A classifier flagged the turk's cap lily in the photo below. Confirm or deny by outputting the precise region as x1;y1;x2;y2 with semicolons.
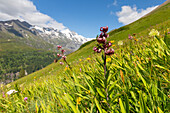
107;41;112;47
97;48;102;53
61;49;66;54
62;56;67;61
6;89;18;95
57;54;62;57
105;48;115;55
97;37;106;44
57;45;62;49
128;35;133;40
93;47;97;51
100;26;108;33
103;33;109;38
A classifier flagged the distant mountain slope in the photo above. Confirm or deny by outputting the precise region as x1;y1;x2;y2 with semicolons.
0;19;88;53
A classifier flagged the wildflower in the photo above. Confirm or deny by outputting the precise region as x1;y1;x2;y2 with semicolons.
86;90;90;94
97;48;102;53
9;102;11;104
93;47;98;52
6;84;11;88
64;66;69;71
61;49;66;54
168;32;170;34
2;92;5;98
57;54;61;57
149;29;159;37
100;26;108;33
134;39;138;41
87;58;91;60
103;33;109;38
128;35;133;40
112;45;115;47
79;59;82;61
6;89;18;95
24;97;28;102
105;48;115;56
60;62;64;65
80;68;81;72
118;41;123;45
57;45;62;49
110;40;115;43
34;76;36;79
62;56;66;61
76;97;81;104
107;41;112;47
106;58;111;62
97;37;106;44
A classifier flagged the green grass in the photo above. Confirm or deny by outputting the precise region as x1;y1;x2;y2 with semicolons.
0;2;170;113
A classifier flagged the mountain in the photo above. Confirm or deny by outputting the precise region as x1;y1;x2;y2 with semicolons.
30;25;88;52
0;19;88;53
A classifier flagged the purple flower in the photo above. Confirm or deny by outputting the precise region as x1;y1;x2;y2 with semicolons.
99;33;103;38
57;54;62;57
80;68;81;72
60;62;64;65
168;32;170;34
108;41;112;47
103;33;109;38
100;26;108;33
57;45;62;49
62;56;67;61
24;97;28;101
97;37;106;44
128;35;133;40
93;47;98;51
105;48;115;56
61;49;66;54
97;48;102;53
2;92;5;98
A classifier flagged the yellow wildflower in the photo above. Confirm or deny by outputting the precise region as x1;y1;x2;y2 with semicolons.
86;90;90;94
112;44;115;47
106;58;111;62
9;102;11;104
64;66;70;71
118;41;123;45
76;97;81;104
134;39;138;41
6;84;11;88
34;76;36;79
149;29;159;37
79;59;82;61
86;58;91;60
110;40;115;43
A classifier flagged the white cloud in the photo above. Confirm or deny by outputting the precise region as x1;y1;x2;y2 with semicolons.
0;0;66;30
116;5;158;25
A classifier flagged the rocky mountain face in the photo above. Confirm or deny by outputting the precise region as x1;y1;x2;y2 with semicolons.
0;19;88;54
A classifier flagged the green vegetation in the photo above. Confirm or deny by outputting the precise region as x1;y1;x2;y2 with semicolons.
0;2;170;113
0;32;56;84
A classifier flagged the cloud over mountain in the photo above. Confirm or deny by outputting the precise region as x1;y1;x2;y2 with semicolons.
116;5;158;25
0;0;66;30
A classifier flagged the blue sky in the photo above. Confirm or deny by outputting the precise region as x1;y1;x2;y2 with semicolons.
0;0;166;38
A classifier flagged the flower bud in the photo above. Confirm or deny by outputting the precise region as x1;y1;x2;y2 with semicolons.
24;97;28;102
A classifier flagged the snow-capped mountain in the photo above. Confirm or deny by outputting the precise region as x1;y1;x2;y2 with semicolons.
30;25;88;52
0;19;90;54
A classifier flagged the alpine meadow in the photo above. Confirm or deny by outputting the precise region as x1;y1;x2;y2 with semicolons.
0;0;170;113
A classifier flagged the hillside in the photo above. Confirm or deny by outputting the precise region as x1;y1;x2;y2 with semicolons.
0;1;170;113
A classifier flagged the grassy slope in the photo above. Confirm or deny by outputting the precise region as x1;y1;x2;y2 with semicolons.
10;3;170;85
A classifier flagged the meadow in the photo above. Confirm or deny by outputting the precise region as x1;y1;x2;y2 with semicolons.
0;2;170;113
